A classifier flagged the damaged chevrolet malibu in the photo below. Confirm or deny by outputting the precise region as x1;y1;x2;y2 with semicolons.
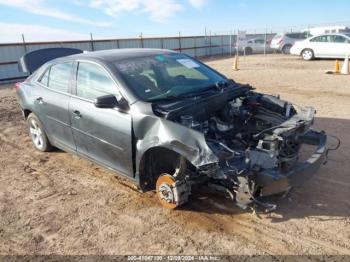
16;48;328;211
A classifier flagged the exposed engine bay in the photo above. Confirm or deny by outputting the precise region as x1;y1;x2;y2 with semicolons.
152;86;327;211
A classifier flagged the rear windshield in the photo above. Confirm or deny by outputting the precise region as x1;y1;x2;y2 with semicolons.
272;33;283;39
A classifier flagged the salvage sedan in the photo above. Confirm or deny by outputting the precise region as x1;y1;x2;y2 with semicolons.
16;48;327;210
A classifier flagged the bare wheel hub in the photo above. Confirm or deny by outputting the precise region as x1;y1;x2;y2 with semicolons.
156;174;189;209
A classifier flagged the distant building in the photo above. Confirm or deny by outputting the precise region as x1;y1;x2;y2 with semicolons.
303;25;350;36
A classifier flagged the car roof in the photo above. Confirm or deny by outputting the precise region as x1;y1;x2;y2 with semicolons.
65;48;177;63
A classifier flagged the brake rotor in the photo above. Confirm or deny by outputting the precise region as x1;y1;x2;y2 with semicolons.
156;174;178;209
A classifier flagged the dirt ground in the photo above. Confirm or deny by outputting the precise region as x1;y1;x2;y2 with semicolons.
0;54;349;256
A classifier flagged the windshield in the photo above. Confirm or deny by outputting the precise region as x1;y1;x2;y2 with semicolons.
114;53;226;102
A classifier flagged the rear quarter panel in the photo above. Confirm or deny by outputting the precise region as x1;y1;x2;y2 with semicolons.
16;81;38;117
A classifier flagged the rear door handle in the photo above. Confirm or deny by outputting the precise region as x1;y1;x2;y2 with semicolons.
36;97;44;104
73;110;82;119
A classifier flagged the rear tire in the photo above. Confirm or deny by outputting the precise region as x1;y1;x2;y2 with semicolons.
244;47;253;55
301;49;314;61
282;44;292;54
27;113;53;152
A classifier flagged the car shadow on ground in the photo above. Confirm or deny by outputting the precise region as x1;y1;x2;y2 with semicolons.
179;117;350;222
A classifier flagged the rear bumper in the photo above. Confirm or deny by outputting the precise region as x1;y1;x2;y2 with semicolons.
256;130;327;196
270;44;282;50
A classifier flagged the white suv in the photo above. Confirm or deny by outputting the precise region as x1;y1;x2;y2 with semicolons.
270;32;308;54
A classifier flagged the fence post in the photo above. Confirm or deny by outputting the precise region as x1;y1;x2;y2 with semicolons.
178;32;182;53
221;35;224;56
116;39;120;49
264;28;267;56
229;31;232;56
204;27;207;56
140;32;144;48
194;36;197;57
209;31;212;57
21;34;27;53
161;38;164;49
90;33;95;51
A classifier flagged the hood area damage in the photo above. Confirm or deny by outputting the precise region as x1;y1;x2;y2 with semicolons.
135;84;328;211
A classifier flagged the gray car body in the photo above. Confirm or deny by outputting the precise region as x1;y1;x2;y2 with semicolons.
16;48;328;209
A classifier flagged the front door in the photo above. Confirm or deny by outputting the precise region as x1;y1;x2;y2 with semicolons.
69;61;133;176
330;35;350;58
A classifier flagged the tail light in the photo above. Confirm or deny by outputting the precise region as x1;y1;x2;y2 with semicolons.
14;82;22;91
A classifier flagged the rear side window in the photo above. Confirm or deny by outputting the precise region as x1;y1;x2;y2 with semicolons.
310;35;331;42
39;68;50;86
76;62;117;100
48;63;73;93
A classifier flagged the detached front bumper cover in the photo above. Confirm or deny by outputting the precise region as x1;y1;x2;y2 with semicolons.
257;130;327;196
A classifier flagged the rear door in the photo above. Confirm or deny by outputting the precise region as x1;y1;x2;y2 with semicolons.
36;62;76;151
69;61;133;176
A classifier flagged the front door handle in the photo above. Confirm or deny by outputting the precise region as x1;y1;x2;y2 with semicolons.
73;110;82;119
36;97;44;104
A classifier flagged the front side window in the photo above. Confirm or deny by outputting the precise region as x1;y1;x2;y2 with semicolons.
331;35;348;43
76;62;117;100
48;63;73;93
114;53;225;102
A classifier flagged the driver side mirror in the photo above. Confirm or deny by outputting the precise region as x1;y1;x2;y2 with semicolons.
94;94;129;111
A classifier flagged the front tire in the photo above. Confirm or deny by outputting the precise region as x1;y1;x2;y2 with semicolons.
301;49;314;61
27;113;53;152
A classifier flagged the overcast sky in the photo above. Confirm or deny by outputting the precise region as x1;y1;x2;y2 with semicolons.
0;0;349;43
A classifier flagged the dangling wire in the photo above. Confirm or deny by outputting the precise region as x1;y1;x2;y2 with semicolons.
325;134;341;165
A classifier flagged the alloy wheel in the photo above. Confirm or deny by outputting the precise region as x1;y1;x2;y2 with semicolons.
29;118;44;150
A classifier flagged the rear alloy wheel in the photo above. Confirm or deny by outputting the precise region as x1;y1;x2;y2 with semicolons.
282;44;292;54
156;174;189;209
301;49;314;61
27;113;53;152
